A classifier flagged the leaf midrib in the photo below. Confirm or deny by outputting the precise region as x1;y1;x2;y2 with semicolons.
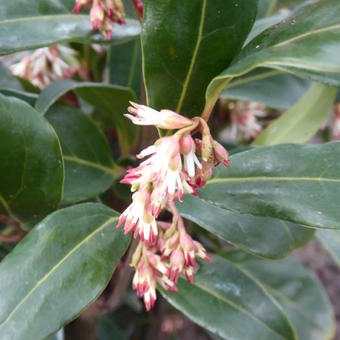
273;23;340;48
224;70;282;90
207;176;340;185
63;155;116;176
0;14;89;25
175;0;207;113
0;215;119;329
190;280;288;339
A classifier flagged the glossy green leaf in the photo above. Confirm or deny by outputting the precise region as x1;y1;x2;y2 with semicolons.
224;251;335;340
0;203;130;340
253;83;337;145
204;0;340;117
0;89;38;106
108;37;142;99
247;10;290;44
160;255;295;340
46;104;116;204
0;0;140;56
178;195;313;259
142;0;258;117
222;68;311;110
0;94;63;225
0;62;22;90
193;143;340;230
257;0;278;19
317;230;340;267
35;80;136;152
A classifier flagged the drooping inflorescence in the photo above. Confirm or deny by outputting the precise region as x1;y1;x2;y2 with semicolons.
73;0;144;39
119;103;230;310
220;101;268;142
9;45;79;89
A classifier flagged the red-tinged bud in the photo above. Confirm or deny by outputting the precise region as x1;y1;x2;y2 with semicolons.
195;161;213;187
73;3;81;13
193;240;211;262
161;232;179;258
117;17;126;24
90;2;105;29
105;29;112;40
180;134;194;155
213;140;231;167
159;275;178;292
200;120;213;162
117;214;126;228
144;286;156;311
184;266;195;284
74;0;91;13
169;249;185;283
179;232;195;267
147;251;168;275
132;0;144;22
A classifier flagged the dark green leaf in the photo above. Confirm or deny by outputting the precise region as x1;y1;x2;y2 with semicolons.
0;89;38;106
204;0;340;116
178;195;314;258
191;143;340;230
0;62;22;90
35;80;136;152
0;203;130;340
46;104;117;203
256;0;277;19
160;255;295;340
247;10;290;44
224;251;335;340
222;68;311;110
0;0;140;56
142;0;258;117
253;83;337;145
108;38;142;99
0;94;63;225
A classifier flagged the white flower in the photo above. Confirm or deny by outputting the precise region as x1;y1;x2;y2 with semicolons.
126;102;192;129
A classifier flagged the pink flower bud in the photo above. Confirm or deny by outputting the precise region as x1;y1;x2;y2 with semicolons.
90;2;105;30
195;161;213;187
161;233;179;258
184;266;195;284
147;251;168;275
144;284;157;311
169;249;185;282
213;141;231;167
193;241;211;262
179;232;195;267
73;0;91;13
132;0;144;22
180;134;194;155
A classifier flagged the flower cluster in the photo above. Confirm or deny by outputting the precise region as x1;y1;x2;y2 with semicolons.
221;101;267;142
74;0;126;40
74;0;144;39
119;102;230;310
9;45;78;89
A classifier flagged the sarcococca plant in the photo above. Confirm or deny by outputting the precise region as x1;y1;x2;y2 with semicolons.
0;0;339;339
